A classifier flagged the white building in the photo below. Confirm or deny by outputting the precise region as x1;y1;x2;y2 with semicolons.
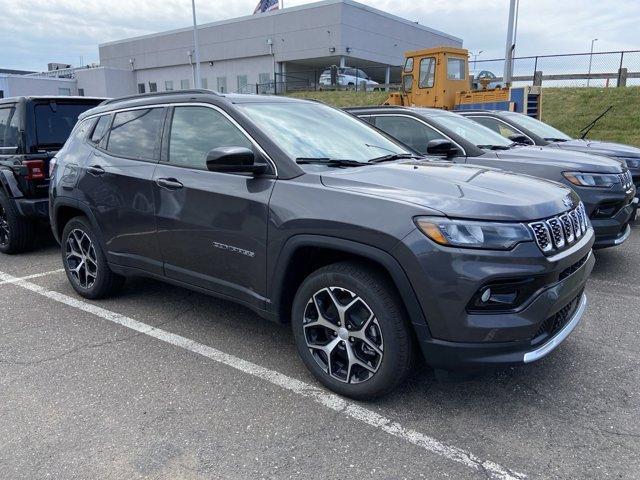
2;0;462;98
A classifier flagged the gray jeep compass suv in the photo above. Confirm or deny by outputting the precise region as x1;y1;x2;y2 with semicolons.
50;91;595;398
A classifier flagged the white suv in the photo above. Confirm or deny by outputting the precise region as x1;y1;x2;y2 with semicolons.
319;67;380;90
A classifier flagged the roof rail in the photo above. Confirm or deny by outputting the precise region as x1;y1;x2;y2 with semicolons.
101;89;221;105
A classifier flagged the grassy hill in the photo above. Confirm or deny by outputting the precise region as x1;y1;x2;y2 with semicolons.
287;87;640;146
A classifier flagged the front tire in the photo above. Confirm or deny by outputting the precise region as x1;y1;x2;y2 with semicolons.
61;216;125;299
292;261;414;399
0;189;35;254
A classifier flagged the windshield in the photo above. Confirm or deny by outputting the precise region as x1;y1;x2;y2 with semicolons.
34;102;101;148
237;102;411;162
503;112;572;141
425;111;513;148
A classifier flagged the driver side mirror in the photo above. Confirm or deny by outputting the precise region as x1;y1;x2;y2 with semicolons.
426;139;459;158
206;146;268;175
508;134;534;145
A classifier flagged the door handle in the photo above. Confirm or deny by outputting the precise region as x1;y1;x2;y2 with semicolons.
156;178;184;190
87;165;105;176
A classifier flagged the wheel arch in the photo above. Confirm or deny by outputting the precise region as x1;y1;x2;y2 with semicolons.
269;235;429;332
52;198;106;251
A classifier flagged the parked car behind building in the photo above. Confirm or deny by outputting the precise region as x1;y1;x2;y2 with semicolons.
319;67;379;90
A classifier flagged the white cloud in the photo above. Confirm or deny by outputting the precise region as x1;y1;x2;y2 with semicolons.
1;0;638;71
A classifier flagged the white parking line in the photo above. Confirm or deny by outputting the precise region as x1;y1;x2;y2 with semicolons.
0;269;526;480
0;269;65;286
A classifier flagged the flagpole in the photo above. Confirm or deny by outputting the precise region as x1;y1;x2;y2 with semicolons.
191;0;202;89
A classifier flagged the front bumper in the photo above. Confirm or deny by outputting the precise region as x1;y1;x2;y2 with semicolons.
580;187;636;248
13;197;49;220
393;227;595;370
591;198;635;248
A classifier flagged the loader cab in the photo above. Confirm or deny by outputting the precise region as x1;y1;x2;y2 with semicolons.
399;47;470;110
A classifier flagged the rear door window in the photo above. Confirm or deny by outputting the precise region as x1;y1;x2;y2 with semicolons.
106;108;165;160
167;106;252;170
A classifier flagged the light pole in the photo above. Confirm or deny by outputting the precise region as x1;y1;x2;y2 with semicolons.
587;38;598;87
191;0;202;89
471;50;484;70
503;0;519;86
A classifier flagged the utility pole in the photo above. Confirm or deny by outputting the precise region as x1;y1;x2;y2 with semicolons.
191;0;202;89
503;0;518;86
587;38;598;87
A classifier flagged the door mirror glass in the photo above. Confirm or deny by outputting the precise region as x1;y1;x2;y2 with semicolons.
206;146;267;174
427;139;458;157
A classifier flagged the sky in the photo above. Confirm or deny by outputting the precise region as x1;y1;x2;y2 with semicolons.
0;0;638;72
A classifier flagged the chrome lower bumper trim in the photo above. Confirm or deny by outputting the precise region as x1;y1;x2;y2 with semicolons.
523;294;587;363
613;224;632;246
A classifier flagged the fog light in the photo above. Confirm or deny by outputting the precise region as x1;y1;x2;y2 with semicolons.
481;289;492;303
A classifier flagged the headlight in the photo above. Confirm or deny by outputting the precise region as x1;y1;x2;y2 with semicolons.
415;217;533;250
620;158;640;169
562;172;619;188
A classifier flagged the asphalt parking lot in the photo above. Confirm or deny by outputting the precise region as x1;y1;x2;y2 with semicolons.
1;225;639;480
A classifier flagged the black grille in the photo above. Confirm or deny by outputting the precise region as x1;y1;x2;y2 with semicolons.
559;254;589;281
619;170;633;190
533;290;584;344
529;203;588;254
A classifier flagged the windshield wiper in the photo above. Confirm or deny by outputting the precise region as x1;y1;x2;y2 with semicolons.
544;137;569;142
477;144;511;150
296;157;367;167
368;153;417;163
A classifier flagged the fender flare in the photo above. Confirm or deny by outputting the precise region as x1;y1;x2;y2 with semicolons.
269;234;430;332
0;167;23;198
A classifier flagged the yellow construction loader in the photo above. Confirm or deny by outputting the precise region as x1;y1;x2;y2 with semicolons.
384;46;541;118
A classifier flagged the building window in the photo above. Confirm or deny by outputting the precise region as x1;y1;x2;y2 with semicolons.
180;79;190;90
149;82;158;93
201;78;208;89
165;80;174;91
58;88;71;96
137;83;146;94
78;88;85;97
236;75;248;93
216;77;227;93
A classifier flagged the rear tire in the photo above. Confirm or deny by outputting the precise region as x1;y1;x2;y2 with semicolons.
61;216;125;299
0;189;35;254
292;261;414;399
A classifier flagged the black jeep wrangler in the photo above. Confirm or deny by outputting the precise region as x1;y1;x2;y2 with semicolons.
0;96;104;253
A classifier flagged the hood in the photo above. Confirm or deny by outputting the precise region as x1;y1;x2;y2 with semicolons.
556;139;640;160
320;161;578;222
494;145;625;172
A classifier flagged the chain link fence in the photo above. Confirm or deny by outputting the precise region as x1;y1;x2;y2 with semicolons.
473;50;640;88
